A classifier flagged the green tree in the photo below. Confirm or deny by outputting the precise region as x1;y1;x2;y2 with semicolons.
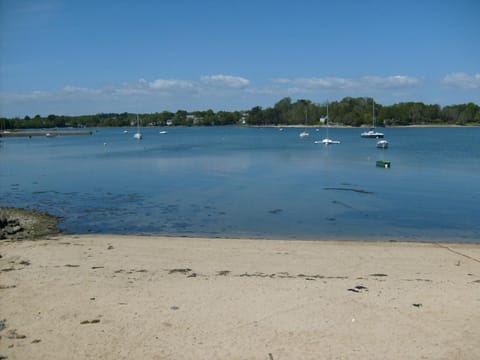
247;106;264;125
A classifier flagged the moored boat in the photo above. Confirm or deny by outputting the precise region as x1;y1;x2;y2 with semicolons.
361;129;384;138
376;160;391;168
361;100;384;138
133;114;142;140
376;140;389;148
299;109;310;139
316;101;340;145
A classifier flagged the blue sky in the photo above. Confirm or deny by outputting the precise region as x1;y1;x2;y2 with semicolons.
1;0;479;117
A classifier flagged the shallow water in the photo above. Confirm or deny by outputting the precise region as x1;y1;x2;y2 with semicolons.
1;126;479;242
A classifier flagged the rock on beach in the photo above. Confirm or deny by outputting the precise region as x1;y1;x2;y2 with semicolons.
0;207;60;240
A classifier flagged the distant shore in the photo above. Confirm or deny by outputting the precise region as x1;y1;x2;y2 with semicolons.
0;130;92;138
1;124;478;135
249;124;480;129
1;234;479;360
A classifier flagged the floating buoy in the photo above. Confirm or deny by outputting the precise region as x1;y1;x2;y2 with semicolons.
376;160;391;168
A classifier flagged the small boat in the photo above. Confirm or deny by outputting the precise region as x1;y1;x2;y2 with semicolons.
361;100;384;138
361;129;384;138
299;109;310;138
299;130;310;138
376;140;389;148
133;114;142;140
159;130;168;134
376;160;391;168
316;138;341;145
315;101;340;145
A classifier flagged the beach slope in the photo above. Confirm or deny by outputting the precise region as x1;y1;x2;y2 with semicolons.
1;235;479;360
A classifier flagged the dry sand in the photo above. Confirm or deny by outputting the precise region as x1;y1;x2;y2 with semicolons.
1;235;479;360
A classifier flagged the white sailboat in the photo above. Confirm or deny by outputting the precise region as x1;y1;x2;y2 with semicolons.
315;101;340;145
133;114;142;140
361;100;384;138
299;109;310;138
376;140;389;148
299;130;310;138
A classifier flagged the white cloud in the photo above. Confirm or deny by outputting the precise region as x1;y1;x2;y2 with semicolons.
272;77;354;89
272;75;420;91
360;75;420;88
443;72;480;89
4;72;477;117
3;74;420;108
0;75;251;115
200;75;250;89
149;79;196;91
62;86;102;96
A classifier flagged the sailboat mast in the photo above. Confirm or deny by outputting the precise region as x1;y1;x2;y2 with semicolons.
326;101;329;122
372;100;375;128
326;101;329;137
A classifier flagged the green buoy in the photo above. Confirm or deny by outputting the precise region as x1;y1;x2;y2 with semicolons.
376;160;391;168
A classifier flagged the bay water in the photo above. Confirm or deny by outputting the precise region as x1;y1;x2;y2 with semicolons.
1;126;479;242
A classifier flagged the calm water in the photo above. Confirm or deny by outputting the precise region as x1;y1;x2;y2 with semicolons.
1;126;479;242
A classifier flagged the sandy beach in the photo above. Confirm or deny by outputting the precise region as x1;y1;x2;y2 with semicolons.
1;235;479;360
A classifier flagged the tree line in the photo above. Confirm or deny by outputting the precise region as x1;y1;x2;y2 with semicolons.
1;97;479;130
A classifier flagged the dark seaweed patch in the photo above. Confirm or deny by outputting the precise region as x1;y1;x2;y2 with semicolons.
324;187;373;194
268;209;283;214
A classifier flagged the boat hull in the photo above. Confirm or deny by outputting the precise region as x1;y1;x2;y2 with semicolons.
315;139;340;145
299;132;310;138
376;140;389;148
376;160;391;168
361;132;384;138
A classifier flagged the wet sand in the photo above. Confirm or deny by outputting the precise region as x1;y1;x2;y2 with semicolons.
1;235;479;360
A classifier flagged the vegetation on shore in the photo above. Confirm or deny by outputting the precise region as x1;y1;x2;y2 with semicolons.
1;97;479;129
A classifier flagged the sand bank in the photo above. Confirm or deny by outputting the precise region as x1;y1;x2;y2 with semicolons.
1;235;479;360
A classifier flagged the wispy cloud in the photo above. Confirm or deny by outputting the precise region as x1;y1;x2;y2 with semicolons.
200;75;250;89
443;72;480;89
361;75;421;88
149;79;196;91
0;74;423;106
273;77;356;89
1;0;60;35
0;74;254;115
4;72;471;117
272;75;420;91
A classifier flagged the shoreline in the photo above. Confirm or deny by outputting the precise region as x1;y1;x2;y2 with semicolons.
248;124;480;129
2;124;478;134
1;206;478;245
1;234;479;359
0;130;92;138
